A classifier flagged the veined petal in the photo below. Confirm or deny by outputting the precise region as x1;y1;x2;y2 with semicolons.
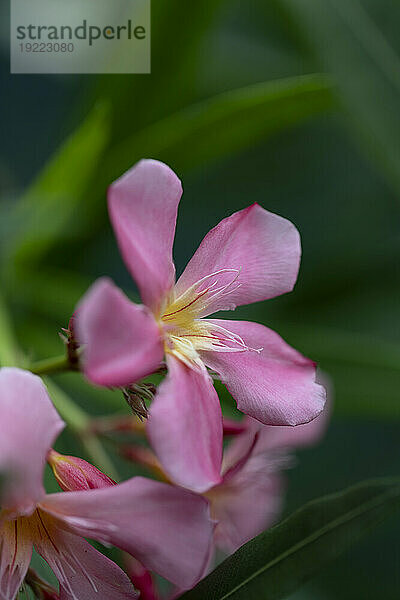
76;278;163;387
0;369;64;515
147;355;223;492
32;511;137;600
0;516;33;600
41;477;214;590
203;320;326;426
109;159;182;313
175;204;301;314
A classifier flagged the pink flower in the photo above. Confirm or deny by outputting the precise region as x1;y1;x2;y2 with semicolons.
77;159;326;492
118;390;331;558
207;405;330;554
0;368;214;600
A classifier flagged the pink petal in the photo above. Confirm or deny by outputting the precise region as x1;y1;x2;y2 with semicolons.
222;398;330;474
123;556;159;600
0;516;33;600
209;472;283;554
175;204;300;314
41;477;214;590
203;320;326;426
244;392;331;455
147;355;223;492
109;159;182;313
33;511;137;600
0;368;64;515
76;278;163;387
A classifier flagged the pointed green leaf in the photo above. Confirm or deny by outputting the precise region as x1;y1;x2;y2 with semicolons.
6;103;109;268
108;73;336;177
181;478;400;600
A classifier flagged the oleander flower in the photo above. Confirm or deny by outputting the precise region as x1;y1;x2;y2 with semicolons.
77;159;326;492
206;405;330;554
121;400;329;564
0;368;214;600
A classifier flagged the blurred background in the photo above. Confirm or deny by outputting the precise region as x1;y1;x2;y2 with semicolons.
1;0;400;598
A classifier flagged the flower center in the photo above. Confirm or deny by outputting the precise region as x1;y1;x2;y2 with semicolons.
160;269;260;370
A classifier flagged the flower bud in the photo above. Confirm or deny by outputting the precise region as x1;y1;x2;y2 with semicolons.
122;383;156;420
48;449;115;492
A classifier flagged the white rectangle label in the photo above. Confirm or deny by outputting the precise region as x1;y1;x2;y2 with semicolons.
11;0;150;74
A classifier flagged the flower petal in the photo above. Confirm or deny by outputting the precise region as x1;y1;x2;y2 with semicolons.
244;395;331;457
147;355;223;492
0;517;33;600
76;278;163;387
0;368;64;515
123;556;158;600
203;320;326;426
222;396;330;475
109;159;182;313
32;511;137;600
41;477;214;590
209;472;283;554
175;204;300;314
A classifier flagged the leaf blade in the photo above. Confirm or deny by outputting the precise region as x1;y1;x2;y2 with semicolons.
181;478;400;600
108;73;336;177
6;103;109;268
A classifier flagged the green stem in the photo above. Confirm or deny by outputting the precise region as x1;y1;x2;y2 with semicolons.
29;353;77;376
0;293;22;367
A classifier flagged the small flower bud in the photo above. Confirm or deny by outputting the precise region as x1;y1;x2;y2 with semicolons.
48;449;115;492
122;383;156;420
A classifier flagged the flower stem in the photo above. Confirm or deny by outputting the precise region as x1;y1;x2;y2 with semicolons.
29;353;78;376
0;293;22;367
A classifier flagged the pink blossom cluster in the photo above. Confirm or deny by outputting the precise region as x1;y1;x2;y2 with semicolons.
0;160;328;600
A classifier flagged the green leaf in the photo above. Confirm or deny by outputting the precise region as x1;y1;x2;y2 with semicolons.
274;0;400;195
108;73;336;177
181;478;400;600
6;103;109;268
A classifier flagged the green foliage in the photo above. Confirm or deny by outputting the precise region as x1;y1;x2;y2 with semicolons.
273;0;400;195
6;104;109;269
181;478;400;600
107;73;336;177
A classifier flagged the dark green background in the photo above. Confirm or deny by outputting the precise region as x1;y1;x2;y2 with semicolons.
1;1;399;598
